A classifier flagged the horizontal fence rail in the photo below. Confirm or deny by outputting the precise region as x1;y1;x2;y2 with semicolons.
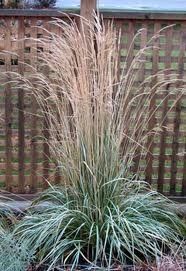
0;10;185;197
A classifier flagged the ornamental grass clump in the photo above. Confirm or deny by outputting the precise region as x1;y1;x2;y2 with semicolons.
0;233;33;271
10;16;186;269
0;197;33;271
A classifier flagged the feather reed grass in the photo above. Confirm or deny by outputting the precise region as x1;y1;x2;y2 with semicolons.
3;15;185;270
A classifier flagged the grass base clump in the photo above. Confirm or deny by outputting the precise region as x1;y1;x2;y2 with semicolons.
15;183;185;270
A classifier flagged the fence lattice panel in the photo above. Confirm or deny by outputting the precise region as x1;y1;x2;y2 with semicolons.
0;12;185;196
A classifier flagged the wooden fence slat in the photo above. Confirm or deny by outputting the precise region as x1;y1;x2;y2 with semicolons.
125;21;140;174
42;19;50;188
157;26;172;193
5;18;13;192
181;27;186;197
170;101;181;195
30;18;38;193
182;139;186;196
126;21;134;72
133;25;147;175
145;23;160;185
53;21;62;185
18;17;25;193
139;25;147;83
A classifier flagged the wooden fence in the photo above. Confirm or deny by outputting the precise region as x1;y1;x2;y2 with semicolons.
0;9;185;197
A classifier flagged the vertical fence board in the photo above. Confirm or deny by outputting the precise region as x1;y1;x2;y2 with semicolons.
30;18;38;193
133;25;148;177
126;21;134;72
157;26;172;193
17;17;25;193
139;24;147;83
126;21;140;173
170;27;185;195
182;139;186;196
170;101;181;195
42;18;50;188
5;18;13;191
181;26;186;197
145;23;160;185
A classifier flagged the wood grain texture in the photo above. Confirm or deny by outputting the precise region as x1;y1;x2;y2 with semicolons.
42;19;50;189
30;18;38;193
157;26;172;193
145;23;160;185
80;0;97;21
17;17;25;193
4;18;13;192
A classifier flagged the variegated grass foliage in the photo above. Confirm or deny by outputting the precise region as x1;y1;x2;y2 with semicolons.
0;233;33;271
0;196;33;271
4;16;186;269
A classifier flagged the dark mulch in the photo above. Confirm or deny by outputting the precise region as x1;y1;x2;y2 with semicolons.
28;264;152;271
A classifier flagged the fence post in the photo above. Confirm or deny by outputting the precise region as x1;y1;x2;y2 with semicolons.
80;0;97;21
